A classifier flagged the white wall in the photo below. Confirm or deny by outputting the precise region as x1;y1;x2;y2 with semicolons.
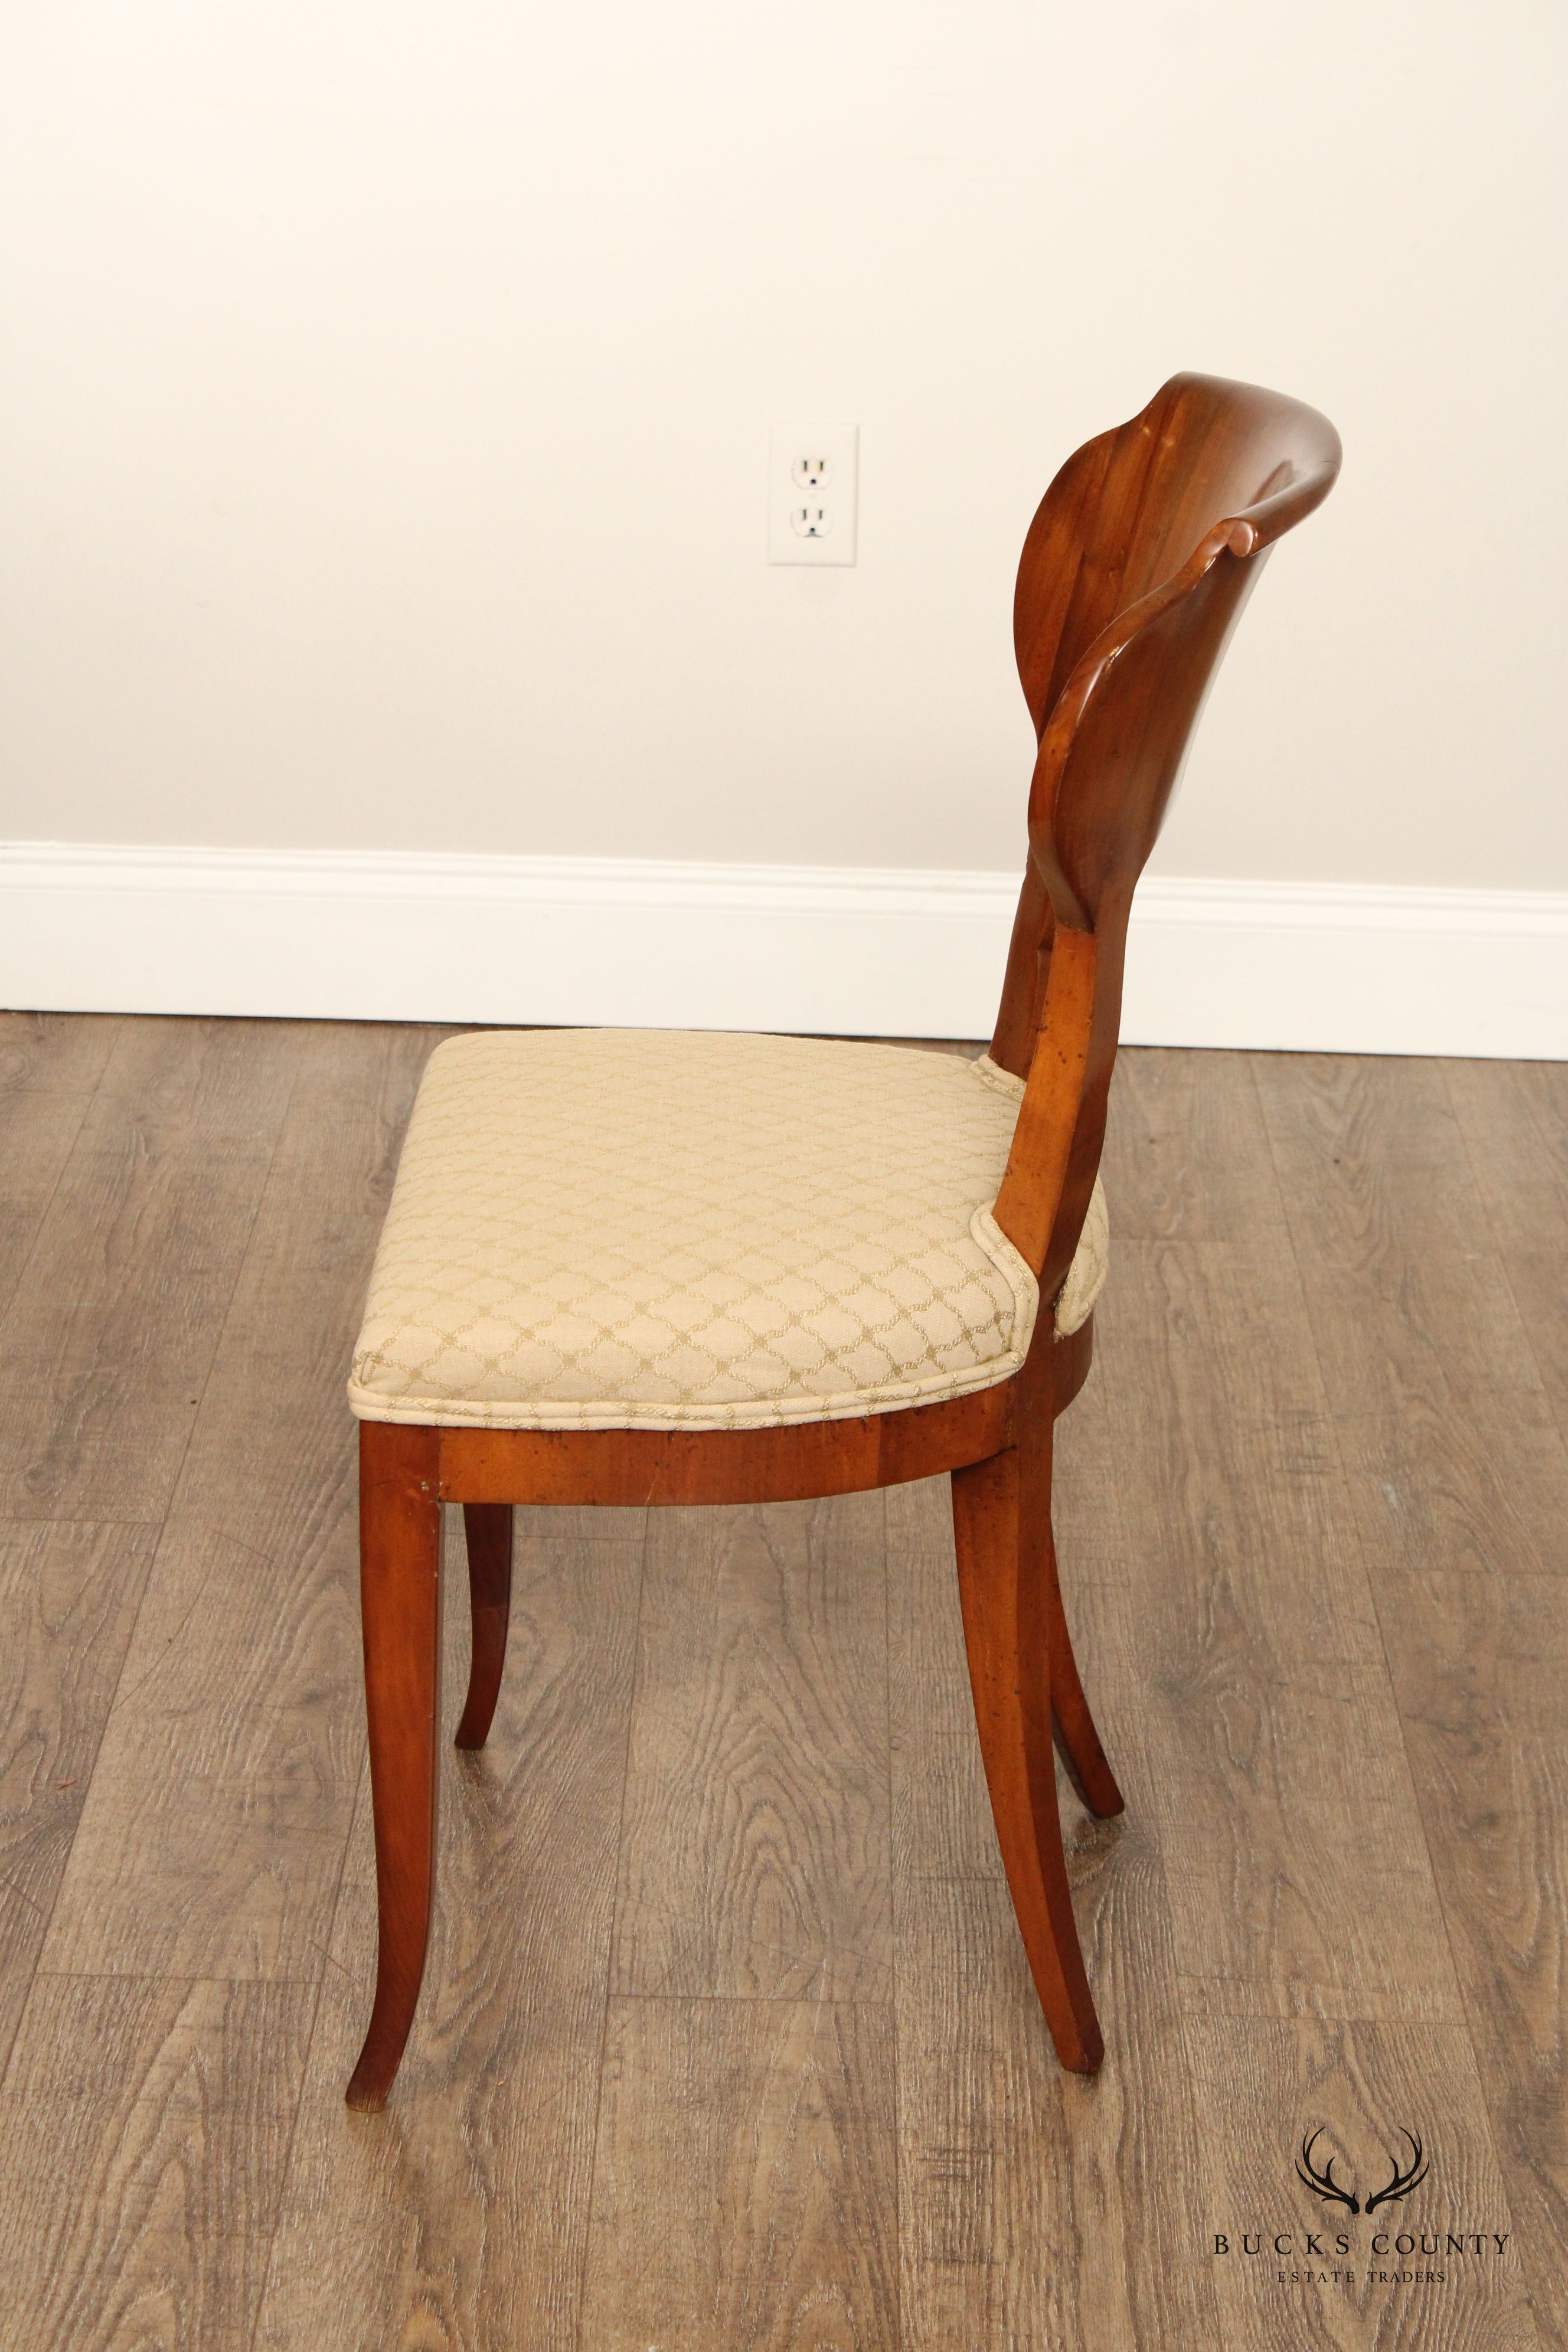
1;4;1564;1034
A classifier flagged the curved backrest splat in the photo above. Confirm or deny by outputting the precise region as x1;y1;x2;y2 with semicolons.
988;373;1341;1309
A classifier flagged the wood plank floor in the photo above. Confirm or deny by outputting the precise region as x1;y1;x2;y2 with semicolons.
0;1011;1562;2350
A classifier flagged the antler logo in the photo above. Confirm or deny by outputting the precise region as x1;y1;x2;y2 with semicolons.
1364;2131;1429;2215
1296;2129;1361;2213
1295;2128;1429;2217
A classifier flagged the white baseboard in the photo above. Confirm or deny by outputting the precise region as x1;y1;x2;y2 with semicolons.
1122;877;1568;1059
2;842;1565;1058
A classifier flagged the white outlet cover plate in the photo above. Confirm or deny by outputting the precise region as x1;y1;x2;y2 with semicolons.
767;423;858;566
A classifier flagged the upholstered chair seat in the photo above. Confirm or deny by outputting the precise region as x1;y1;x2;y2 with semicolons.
349;1027;1108;1433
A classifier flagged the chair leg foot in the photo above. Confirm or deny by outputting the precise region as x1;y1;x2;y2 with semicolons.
1045;1530;1125;1820
455;1504;513;1750
347;1422;442;2112
952;1445;1104;2073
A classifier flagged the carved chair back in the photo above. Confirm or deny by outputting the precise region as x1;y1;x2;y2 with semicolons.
989;374;1341;1304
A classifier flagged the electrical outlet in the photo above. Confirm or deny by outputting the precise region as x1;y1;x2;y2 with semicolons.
769;424;857;564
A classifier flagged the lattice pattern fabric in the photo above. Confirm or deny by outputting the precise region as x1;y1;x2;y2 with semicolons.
348;1030;1108;1432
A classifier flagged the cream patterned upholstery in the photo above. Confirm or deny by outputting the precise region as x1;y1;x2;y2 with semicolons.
348;1030;1108;1433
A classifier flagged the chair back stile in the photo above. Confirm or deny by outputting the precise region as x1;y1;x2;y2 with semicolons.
989;374;1342;1306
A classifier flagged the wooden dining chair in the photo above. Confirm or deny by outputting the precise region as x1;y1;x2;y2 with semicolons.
343;372;1341;2109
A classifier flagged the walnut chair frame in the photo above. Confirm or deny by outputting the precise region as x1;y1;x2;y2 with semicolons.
346;374;1341;2110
